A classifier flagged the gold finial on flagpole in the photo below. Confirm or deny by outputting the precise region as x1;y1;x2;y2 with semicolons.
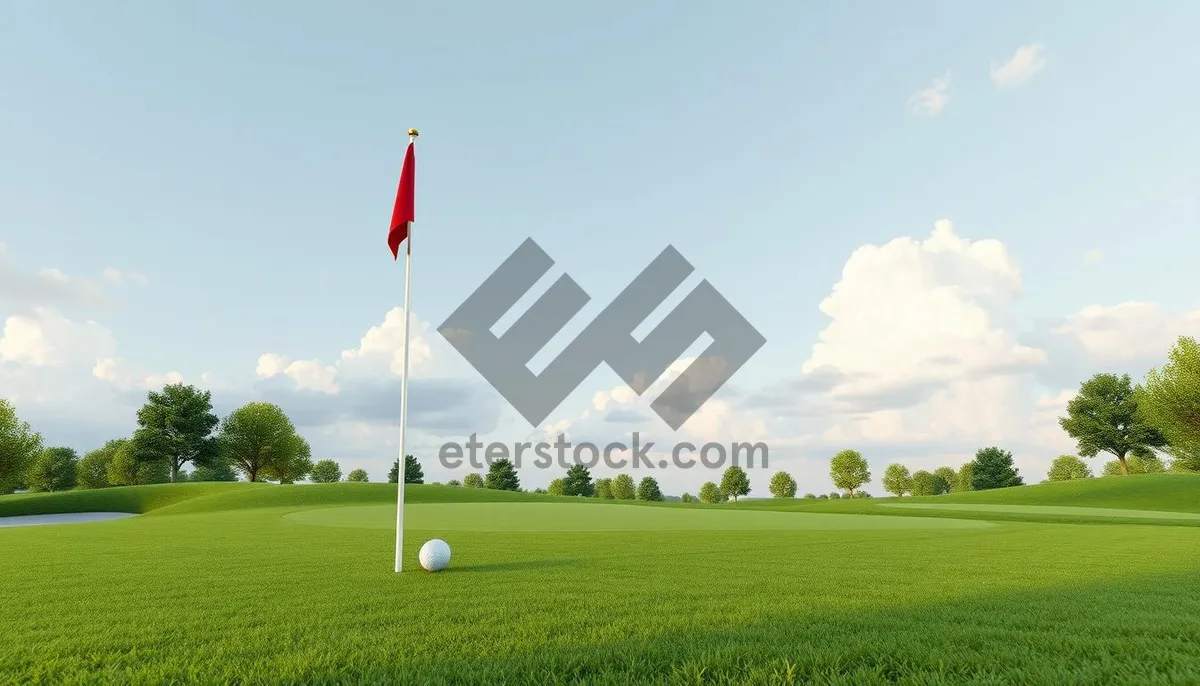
408;128;419;138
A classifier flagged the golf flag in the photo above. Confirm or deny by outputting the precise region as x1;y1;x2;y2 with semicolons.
388;140;416;259
391;130;418;573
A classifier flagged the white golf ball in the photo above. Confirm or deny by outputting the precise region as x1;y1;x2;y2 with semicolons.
419;538;451;572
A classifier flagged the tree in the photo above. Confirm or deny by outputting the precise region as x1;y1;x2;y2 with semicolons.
719;466;750;502
636;476;664;501
1046;455;1092;482
817;494;828;499
310;459;342;484
1102;454;1165;476
26;447;79;492
264;437;313;484
0;399;43;494
485;458;520;491
132;383;220;483
1059;373;1166;475
882;463;912;497
802;493;817;500
933;467;957;494
347;469;369;483
954;462;975;492
698;481;725;504
76;440;126;490
107;441;169;485
1167;445;1200;473
857;491;873;499
594;478;614;499
218;402;307;482
971;446;1023;490
1139;336;1200;458
769;471;797;498
829;449;871;498
191;458;237;482
909;470;938;497
389;455;424;484
611;473;636;500
563;464;595;497
829;492;841;499
547;478;566;496
463;472;485;488
680;493;696;503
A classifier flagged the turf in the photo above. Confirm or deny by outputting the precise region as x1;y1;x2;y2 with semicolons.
3;479;1200;684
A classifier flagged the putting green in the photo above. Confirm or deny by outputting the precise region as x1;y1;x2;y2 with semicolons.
882;503;1200;520
285;501;995;531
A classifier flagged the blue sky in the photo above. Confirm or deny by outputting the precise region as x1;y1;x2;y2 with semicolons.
2;2;1198;493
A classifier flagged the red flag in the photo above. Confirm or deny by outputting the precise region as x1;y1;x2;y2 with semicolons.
387;142;416;259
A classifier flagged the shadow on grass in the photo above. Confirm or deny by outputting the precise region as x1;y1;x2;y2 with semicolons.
452;558;585;573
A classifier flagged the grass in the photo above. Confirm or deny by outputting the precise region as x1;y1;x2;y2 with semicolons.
2;477;1200;684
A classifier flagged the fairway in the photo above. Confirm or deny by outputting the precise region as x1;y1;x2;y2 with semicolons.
4;480;1200;684
881;502;1200;520
287;501;996;531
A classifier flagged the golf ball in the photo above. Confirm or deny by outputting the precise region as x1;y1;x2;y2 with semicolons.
419;538;451;572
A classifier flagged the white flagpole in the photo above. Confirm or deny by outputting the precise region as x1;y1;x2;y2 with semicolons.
394;129;417;574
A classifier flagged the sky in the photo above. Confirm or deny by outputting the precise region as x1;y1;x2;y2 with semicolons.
2;2;1198;495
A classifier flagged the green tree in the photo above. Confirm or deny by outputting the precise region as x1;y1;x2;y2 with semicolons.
680;493;696;503
1059;373;1166;475
817;494;828;499
971;446;1023;490
191;458;237;482
217;402;308;482
310;459;342;483
933;467;957;494
485;458;521;491
26;447;79;492
636;476;664;501
1139;336;1200;458
563;464;595;496
1167;445;1200;473
0;399;43;494
829;449;871;497
611;473;636;500
909;470;938;497
768;471;797;498
802;493;817;500
76;440;126;490
107;441;169;486
719;466;750;502
1102;454;1165;476
463;472;485;488
594;477;614;499
263;437;313;484
698;481;725;504
882;463;912;497
547;478;566;496
346;468;369;482
132;383;220;483
1046;455;1092;482
829;492;841;499
954;462;975;492
389;455;424;484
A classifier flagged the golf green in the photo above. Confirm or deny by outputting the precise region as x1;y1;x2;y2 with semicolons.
286;501;997;531
881;502;1200;520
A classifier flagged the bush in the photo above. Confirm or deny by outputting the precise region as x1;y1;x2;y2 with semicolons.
463;473;485;488
1046;455;1092;482
347;469;369;483
802;493;817;500
680;493;696;503
828;492;841;500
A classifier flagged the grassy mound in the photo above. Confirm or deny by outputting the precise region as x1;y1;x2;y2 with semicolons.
0;482;559;518
912;472;1200;512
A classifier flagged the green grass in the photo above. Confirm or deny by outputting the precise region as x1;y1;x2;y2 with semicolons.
3;478;1200;684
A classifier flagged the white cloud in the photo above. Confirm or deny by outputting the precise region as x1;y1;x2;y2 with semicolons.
0;246;109;309
990;44;1047;88
0;308;116;367
906;73;951;117
1054;302;1200;366
102;267;149;286
255;353;338;394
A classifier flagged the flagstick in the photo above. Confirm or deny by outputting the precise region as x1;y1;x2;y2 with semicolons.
394;129;418;574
